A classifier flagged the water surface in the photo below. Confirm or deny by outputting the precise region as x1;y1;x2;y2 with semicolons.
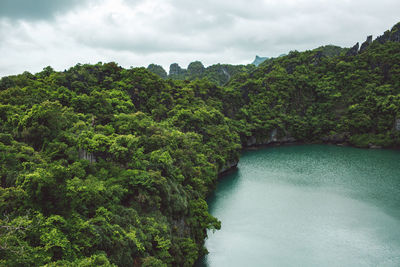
199;145;400;267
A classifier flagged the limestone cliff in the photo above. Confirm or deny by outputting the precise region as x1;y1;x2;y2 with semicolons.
251;55;269;66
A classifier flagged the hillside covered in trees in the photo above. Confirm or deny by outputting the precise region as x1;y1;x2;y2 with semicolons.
147;61;254;86
1;22;400;266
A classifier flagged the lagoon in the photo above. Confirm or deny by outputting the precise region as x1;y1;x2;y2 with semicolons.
199;145;400;266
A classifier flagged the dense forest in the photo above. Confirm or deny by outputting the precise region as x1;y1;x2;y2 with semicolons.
1;22;400;266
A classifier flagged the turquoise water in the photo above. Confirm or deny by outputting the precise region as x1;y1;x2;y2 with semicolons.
199;145;400;267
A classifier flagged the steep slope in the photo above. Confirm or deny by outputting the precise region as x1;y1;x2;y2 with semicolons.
224;29;400;148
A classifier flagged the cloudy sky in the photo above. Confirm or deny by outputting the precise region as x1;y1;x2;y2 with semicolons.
1;0;400;77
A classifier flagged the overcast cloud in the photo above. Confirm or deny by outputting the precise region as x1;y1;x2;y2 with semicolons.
1;0;399;77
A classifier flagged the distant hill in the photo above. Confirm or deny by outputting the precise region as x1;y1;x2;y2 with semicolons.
147;61;254;85
314;45;348;57
251;55;269;66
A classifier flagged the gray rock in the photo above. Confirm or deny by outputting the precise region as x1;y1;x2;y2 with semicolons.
251;55;269;66
345;42;359;56
246;136;257;146
245;129;297;147
375;23;400;44
391;27;400;42
359;36;373;53
270;128;278;142
219;160;239;174
376;30;391;44
395;118;400;131
79;149;96;163
369;144;382;149
169;63;186;77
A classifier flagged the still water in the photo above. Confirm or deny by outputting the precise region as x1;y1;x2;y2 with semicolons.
198;145;400;267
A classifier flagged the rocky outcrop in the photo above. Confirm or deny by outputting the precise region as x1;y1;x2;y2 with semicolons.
221;67;231;81
391;25;400;42
245;128;296;147
219;160;239;174
376;30;391;44
251;55;269;66
395;118;400;131
359;35;373;53
169;63;187;77
171;218;190;237
79;149;96;163
218;130;299;172
347;22;400;56
376;22;400;44
346;42;359;56
246;136;257;147
245;129;351;148
369;144;382;149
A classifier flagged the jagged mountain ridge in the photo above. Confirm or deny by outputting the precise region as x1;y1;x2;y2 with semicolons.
347;22;400;56
147;22;400;84
147;61;254;85
251;55;269;66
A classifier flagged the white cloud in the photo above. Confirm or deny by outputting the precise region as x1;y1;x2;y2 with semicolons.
1;0;400;77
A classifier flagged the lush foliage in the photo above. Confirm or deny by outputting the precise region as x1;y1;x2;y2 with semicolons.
1;24;400;266
0;63;239;267
225;39;400;147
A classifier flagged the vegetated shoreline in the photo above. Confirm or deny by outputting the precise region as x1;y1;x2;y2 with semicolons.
199;140;400;267
218;139;400;177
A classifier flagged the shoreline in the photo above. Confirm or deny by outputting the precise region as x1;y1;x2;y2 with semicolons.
218;140;400;177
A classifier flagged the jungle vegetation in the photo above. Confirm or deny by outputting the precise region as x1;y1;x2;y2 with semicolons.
1;22;400;266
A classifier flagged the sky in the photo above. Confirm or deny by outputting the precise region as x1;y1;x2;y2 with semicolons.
1;0;400;77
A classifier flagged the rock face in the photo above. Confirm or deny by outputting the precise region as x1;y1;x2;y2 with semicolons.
391;24;400;42
346;42;359;56
251;55;269;66
221;67;231;81
219;128;297;174
376;22;400;44
359;35;373;53
169;63;187;78
219;160;238;174
245;129;296;147
376;30;391;44
79;149;96;163
348;23;400;56
369;144;382;149
395;118;400;131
